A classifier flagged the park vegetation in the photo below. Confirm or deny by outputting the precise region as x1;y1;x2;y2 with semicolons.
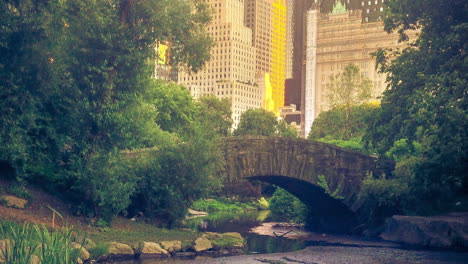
0;0;466;236
0;0;225;226
310;0;467;225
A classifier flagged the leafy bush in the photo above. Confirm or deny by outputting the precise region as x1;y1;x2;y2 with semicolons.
7;184;31;200
88;243;109;259
309;103;379;141
316;137;369;154
70;151;138;222
384;139;422;162
269;187;308;223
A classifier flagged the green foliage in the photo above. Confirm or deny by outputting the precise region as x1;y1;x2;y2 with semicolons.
0;0;216;224
0;223;37;264
34;225;81;264
384;139;422;162
148;80;198;134
234;109;298;138
359;173;409;225
326;64;373;139
317;175;344;200
196;96;233;137
191;198;255;213
365;0;468;212
309;103;379;141
211;235;244;249
88;243;109;259
257;197;269;210
234;109;278;136
269;187;308;223
0;222;82;264
277;120;299;139
316;138;368;154
70;151;138;221
131;124;224;226
7;184;31;200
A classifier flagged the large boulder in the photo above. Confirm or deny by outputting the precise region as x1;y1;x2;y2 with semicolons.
139;242;169;259
160;240;182;253
380;213;468;249
107;242;135;259
0;195;27;209
193;234;213;252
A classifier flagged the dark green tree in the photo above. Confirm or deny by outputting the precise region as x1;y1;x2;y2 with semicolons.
196;96;233;137
0;0;214;221
234;109;278;136
234;108;298;138
365;0;468;212
309;103;379;141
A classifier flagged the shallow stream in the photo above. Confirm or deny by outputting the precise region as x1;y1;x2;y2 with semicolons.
117;210;468;264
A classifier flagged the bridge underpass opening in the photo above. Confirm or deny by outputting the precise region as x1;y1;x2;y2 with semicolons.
247;175;359;234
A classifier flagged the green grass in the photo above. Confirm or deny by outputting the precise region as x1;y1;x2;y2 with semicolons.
191;198;257;213
89;221;200;247
211;236;243;248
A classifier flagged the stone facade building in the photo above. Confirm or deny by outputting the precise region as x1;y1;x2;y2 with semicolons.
178;0;262;127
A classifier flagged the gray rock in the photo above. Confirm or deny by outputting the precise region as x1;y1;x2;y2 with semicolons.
380;213;468;249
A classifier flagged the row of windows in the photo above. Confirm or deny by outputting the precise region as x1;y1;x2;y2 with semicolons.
361;0;385;6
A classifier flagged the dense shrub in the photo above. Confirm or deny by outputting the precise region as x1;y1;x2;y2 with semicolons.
269;187;308;223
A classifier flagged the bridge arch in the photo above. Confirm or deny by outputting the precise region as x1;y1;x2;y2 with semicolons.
222;136;394;232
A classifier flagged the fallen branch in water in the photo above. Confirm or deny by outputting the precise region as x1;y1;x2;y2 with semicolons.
273;230;293;237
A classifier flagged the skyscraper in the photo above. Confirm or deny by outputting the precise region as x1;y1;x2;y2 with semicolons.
299;1;415;137
178;0;262;127
245;0;287;113
270;0;287;113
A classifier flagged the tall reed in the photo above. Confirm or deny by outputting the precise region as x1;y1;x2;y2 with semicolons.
0;222;82;264
0;222;37;264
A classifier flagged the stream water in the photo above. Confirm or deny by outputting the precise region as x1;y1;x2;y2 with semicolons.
117;210;468;264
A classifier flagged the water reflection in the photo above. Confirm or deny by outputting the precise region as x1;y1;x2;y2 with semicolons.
184;210;308;254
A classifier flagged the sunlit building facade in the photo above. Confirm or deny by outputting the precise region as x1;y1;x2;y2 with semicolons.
270;0;287;114
178;0;261;128
245;0;287;114
300;1;415;137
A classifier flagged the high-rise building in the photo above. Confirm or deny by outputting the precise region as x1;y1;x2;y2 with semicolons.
270;0;287;113
245;0;287;114
284;0;313;112
285;0;294;79
300;1;415;137
153;41;178;82
178;0;262;127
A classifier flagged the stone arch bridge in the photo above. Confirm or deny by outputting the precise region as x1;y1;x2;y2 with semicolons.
222;136;394;232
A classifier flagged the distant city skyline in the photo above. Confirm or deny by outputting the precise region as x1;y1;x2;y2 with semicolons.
172;0;411;136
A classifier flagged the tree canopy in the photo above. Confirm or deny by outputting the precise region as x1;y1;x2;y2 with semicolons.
233;108;298;138
326;64;373;139
0;0;218;224
365;0;468;212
